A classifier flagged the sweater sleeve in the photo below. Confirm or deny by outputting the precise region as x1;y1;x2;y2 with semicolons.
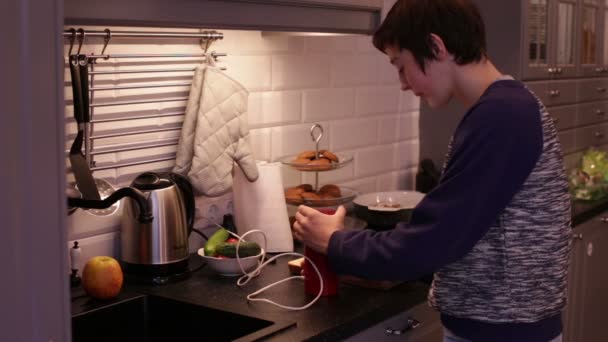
328;98;543;280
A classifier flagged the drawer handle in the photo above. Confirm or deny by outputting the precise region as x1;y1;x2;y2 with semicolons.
596;67;604;73
597;87;607;93
548;67;556;74
556;67;563;74
595;131;604;138
573;233;583;240
600;217;608;223
596;109;605;116
385;318;421;335
549;90;561;97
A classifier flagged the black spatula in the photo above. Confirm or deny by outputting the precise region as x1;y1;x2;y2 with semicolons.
69;54;100;200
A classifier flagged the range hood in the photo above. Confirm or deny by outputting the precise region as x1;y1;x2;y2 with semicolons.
64;0;383;35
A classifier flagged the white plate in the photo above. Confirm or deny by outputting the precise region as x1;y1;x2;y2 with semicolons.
353;191;425;211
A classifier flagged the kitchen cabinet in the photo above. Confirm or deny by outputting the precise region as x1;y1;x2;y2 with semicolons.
563;211;608;342
344;301;442;342
63;0;382;35
579;0;608;77
524;0;578;80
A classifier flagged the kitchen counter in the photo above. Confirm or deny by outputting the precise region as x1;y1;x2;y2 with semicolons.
572;197;608;227
71;251;430;341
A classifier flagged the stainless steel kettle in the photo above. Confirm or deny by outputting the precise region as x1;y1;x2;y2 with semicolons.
121;172;195;276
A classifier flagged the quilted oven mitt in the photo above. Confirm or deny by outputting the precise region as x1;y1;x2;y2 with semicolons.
173;55;259;196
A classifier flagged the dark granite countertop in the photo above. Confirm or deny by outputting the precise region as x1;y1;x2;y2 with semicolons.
572;197;608;227
71;252;430;341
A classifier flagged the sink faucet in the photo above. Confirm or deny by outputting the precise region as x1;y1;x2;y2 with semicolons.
67;187;153;223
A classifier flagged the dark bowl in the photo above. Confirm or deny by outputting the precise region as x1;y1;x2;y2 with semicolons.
353;191;425;230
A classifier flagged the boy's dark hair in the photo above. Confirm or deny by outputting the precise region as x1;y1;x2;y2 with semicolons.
373;0;487;72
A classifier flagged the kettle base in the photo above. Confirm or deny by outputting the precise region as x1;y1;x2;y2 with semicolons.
121;257;200;285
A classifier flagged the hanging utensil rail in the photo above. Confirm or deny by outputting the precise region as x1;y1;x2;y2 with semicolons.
64;28;226;175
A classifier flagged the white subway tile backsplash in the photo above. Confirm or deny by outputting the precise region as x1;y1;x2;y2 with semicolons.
247;91;302;127
378;115;399;144
398;111;419;141
248;128;272;162
330;118;378;151
399;91;420;113
272;55;331;90
355;35;377;53
394;140;420;170
305;36;358;53
377;56;399;84
355;144;396;177
224;55;272;91
340;176;378;194
303;88;355;122
331;55;377;86
355;86;400;116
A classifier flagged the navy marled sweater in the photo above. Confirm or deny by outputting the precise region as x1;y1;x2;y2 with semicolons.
328;80;571;342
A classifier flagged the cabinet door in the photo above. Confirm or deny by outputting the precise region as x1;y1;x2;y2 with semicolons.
524;0;552;79
565;214;608;342
580;0;603;77
563;225;584;342
554;0;578;78
523;0;578;79
601;0;608;73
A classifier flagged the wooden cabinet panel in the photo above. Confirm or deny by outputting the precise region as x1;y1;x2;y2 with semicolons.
559;129;578;153
577;78;608;102
575;122;608;150
551;104;578;130
577;101;608;125
527;80;577;105
564;213;608;342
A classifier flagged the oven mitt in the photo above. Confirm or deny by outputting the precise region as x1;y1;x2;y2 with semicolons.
173;54;259;196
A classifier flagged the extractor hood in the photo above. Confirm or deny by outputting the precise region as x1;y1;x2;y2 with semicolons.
64;0;383;35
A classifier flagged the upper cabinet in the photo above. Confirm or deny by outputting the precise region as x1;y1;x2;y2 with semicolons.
521;0;608;80
524;0;578;80
63;0;383;35
579;0;607;76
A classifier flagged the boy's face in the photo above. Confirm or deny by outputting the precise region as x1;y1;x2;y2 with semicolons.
385;44;452;108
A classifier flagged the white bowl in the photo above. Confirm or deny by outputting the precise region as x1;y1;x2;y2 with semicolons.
197;248;263;277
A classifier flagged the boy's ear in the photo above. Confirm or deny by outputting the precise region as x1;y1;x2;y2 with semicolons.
429;33;450;61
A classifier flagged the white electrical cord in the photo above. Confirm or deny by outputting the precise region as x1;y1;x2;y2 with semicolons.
228;229;325;310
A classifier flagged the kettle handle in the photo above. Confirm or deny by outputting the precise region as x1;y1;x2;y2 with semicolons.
168;173;196;234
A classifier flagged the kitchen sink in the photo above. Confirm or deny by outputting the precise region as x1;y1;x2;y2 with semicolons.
72;294;293;342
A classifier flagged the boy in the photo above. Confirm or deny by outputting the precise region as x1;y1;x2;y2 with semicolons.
292;0;571;341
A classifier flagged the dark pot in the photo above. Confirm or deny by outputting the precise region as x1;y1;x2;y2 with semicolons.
353;191;425;230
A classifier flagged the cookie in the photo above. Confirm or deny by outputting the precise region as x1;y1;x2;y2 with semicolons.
296;183;314;193
285;188;303;205
301;192;321;201
320;149;339;163
297;150;317;160
318;184;341;198
292;157;313;165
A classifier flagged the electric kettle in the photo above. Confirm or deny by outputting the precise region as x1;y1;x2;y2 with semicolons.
121;172;195;276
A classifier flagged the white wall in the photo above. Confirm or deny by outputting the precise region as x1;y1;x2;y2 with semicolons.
64;24;419;271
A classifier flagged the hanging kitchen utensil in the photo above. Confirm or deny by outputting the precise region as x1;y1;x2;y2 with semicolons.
69;54;100;200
